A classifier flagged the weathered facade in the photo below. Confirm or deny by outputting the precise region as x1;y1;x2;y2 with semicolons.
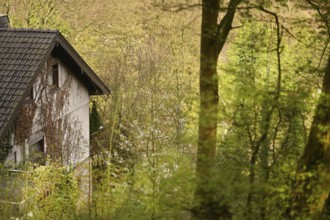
5;56;91;166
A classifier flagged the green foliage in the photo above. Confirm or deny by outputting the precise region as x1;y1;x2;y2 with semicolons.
0;165;19;219
217;19;320;218
0;0;329;219
3;0;72;36
91;148;195;219
23;164;79;219
90;101;103;135
0;132;12;163
0;163;79;219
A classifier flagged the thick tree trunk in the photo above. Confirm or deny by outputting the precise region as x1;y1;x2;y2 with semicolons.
290;56;330;219
320;193;330;219
194;0;221;218
193;0;242;219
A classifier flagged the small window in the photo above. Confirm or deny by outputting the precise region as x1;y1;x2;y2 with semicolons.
26;86;34;100
51;63;59;87
30;138;44;153
30;87;34;99
29;138;45;164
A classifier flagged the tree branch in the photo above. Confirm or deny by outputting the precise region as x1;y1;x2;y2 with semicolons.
257;6;282;100
215;0;244;56
151;3;202;12
305;0;330;37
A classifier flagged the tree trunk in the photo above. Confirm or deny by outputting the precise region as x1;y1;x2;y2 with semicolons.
320;193;330;219
194;0;221;218
193;0;242;219
289;56;330;219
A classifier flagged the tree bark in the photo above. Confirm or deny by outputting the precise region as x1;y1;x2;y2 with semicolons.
320;193;330;219
289;55;330;219
193;0;242;219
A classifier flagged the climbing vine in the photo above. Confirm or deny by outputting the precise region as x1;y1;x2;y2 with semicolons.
1;56;85;165
14;102;37;146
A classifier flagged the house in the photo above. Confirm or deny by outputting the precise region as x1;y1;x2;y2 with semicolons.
0;14;110;213
0;14;110;167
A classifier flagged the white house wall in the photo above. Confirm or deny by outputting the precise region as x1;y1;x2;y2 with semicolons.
60;59;90;164
6;57;90;166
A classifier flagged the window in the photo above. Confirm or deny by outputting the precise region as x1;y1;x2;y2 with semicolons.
30;87;34;99
48;63;59;87
26;86;34;100
30;138;44;154
29;138;45;164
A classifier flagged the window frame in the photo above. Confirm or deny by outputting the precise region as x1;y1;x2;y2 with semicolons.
51;63;59;88
29;138;45;154
29;138;46;165
25;85;34;100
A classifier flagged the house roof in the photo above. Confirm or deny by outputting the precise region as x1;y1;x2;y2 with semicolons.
0;28;110;142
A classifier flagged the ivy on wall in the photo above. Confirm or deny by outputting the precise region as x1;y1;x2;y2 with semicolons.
14;103;37;146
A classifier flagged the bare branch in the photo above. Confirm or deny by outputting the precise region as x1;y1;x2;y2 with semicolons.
151;3;202;12
271;105;282;160
231;25;243;30
215;0;244;55
257;6;282;100
305;0;330;37
318;41;329;69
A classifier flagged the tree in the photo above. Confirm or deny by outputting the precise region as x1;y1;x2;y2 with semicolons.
194;0;243;218
288;0;330;218
290;55;330;219
90;101;102;135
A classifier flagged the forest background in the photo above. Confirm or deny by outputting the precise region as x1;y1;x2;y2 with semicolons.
0;0;329;219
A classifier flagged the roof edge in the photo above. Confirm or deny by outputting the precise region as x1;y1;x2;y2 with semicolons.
55;32;111;95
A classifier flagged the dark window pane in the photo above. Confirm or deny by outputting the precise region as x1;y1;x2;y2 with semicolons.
30;87;34;99
52;63;59;87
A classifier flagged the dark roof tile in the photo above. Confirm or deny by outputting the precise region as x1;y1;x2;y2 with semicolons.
0;29;56;140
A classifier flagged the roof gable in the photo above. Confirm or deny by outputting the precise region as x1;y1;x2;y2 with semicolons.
52;32;110;95
0;28;110;143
